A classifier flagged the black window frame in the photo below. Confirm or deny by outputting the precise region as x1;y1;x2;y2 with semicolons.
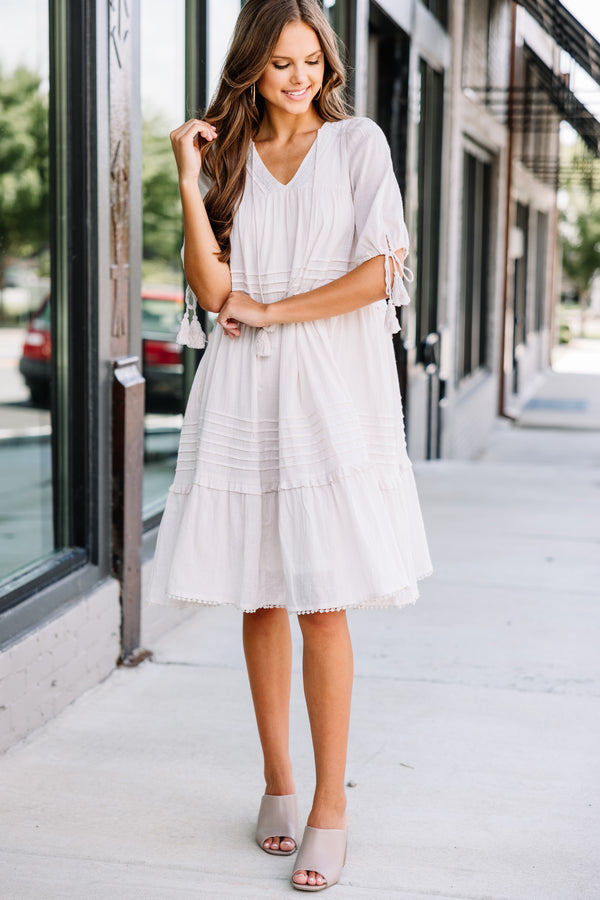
0;0;99;625
326;0;356;109
415;57;444;359
457;148;491;382
534;210;548;332
421;0;448;29
513;200;530;352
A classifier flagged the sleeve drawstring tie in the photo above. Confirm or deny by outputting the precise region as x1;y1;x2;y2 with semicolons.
384;237;414;334
176;284;207;350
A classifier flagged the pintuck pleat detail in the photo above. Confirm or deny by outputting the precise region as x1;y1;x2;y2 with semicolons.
149;118;432;614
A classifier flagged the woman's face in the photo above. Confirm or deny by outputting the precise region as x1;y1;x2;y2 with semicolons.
256;21;325;116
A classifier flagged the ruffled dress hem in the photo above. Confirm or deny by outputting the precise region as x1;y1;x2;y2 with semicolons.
149;569;432;616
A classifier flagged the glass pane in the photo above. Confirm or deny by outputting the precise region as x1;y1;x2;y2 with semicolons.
0;0;54;583
141;0;186;519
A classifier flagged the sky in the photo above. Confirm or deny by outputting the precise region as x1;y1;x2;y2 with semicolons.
561;0;600;43
560;0;600;106
554;0;600;143
0;0;48;82
140;0;186;130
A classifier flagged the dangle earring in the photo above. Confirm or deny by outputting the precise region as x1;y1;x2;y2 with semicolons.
250;82;256;105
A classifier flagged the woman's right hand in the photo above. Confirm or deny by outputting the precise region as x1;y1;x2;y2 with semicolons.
169;119;217;183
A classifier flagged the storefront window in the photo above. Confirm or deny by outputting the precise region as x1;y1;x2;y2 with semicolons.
0;1;54;583
325;0;355;105
141;0;187;519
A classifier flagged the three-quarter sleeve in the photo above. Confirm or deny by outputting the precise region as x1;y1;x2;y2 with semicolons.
348;118;413;333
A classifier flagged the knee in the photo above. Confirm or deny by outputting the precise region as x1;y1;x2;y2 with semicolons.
297;609;348;640
243;606;289;633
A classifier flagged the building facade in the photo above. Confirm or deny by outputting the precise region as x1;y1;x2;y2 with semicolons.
1;0;598;751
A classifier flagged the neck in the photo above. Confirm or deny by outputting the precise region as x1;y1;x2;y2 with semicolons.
257;104;323;143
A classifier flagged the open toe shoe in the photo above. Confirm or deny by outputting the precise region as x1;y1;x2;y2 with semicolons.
291;824;347;892
255;793;298;856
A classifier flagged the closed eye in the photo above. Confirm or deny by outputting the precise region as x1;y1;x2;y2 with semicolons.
273;61;321;69
272;55;322;70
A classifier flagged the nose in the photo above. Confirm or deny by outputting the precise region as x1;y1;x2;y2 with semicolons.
290;63;307;84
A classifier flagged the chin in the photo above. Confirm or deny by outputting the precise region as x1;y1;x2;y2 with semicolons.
285;97;315;111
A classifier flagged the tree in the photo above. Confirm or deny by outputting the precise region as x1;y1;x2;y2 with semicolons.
558;139;600;310
142;115;182;272
0;67;182;292
0;66;49;281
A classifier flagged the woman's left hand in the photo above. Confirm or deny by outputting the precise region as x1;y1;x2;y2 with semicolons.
217;291;268;338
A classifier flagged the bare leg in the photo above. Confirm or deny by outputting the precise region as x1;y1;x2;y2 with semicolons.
293;610;353;888
243;607;296;851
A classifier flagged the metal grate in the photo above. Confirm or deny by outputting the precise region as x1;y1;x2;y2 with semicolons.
516;0;600;87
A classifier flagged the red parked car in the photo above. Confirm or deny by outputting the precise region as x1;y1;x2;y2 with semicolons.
20;289;186;408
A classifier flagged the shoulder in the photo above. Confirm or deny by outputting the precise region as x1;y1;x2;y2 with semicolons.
326;116;390;156
324;116;385;139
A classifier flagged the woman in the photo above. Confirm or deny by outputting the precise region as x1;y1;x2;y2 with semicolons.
150;0;432;890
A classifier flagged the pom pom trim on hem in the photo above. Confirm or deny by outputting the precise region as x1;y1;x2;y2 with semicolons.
149;569;433;615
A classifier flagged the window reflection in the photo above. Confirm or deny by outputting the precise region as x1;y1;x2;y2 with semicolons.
141;0;186;519
0;0;54;582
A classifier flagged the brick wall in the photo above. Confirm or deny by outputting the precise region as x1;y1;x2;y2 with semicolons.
0;579;120;754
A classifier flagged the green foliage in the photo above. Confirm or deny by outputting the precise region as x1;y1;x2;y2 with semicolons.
0;65;50;266
142;115;182;269
561;206;600;298
559;140;600;301
0;66;182;281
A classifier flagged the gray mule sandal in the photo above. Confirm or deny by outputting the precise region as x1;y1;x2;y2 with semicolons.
255;793;298;856
292;825;348;891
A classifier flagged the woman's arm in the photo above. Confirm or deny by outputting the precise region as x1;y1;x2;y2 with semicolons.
170;119;232;313
266;249;407;325
217;249;407;335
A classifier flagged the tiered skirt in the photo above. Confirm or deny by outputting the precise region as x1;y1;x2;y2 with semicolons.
149;300;432;614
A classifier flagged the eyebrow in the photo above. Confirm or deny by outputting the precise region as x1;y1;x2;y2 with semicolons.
272;50;322;60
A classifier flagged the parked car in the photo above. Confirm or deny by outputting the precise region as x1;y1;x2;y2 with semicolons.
140;289;185;408
19;289;186;408
19;296;51;406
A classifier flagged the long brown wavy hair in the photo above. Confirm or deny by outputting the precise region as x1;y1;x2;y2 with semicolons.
200;0;349;263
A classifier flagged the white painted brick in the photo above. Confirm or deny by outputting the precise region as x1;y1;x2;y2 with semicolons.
52;653;91;695
27;649;58;686
96;596;121;628
92;643;119;677
7;699;32;744
22;687;55;729
87;592;115;624
92;647;119;681
102;608;121;635
39;625;67;650
0;579;120;752
7;632;40;669
2;668;27;707
0;652;12;683
75;618;105;654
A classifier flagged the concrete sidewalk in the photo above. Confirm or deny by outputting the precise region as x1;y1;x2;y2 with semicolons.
1;389;600;898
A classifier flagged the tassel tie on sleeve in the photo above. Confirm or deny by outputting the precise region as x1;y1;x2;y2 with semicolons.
176;285;207;350
384;239;414;335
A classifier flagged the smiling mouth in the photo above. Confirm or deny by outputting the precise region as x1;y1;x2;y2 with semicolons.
283;88;310;99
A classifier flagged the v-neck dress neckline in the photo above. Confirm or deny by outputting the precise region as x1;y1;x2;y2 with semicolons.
251;121;328;189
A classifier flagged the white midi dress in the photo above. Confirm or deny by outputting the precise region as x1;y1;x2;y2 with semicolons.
149;116;432;614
